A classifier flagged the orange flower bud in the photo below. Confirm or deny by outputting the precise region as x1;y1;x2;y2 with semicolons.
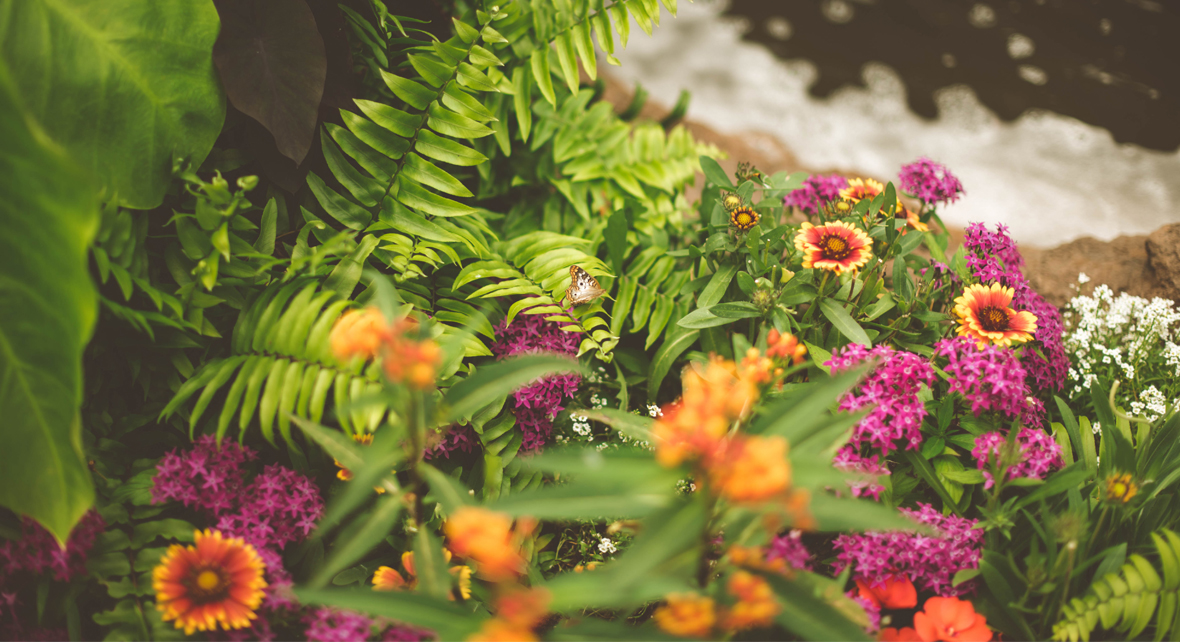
495;587;551;629
720;571;780;631
709;436;792;503
654;593;716;638
467;618;537;642
444;507;526;582
330;308;391;362
767;329;807;364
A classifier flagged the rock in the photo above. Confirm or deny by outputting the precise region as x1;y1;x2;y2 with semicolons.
1146;224;1180;301
1020;226;1178;307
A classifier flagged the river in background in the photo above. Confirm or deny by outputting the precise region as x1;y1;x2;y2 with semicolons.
608;0;1180;247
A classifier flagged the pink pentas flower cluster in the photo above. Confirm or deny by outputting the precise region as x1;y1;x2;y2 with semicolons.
151;434;257;516
783;173;849;215
898;158;964;206
304;608;373;642
766;530;812;570
0;510;105;583
973;428;1064;489
827;345;935;453
215;463;324;550
962;223;1067;392
424;424;477;460
935;337;1046;428
492;311;582;452
833;503;983;597
833;447;891;501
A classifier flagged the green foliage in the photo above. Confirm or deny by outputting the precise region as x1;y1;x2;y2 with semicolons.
0;0;226;209
1054;529;1180;642
0;59;98;542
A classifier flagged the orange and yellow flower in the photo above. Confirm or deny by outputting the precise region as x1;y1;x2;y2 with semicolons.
330;308;392;362
893;201;929;232
334;432;374;483
652;357;759;468
372;565;407;591
839;177;884;203
372;549;473;600
152;530;267;635
444;507;527;582
1105;473;1138;503
654;593;716;638
912;596;992;642
720;571;780;631
766;329;807;364
708;436;792;503
730;206;761;232
794;221;873;274
953;283;1038;348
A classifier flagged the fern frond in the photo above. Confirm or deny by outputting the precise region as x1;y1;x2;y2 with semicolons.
161;279;386;447
1053;528;1180;642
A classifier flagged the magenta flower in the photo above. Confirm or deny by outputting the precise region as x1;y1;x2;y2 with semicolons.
0;510;105;583
972;428;1063;489
767;530;812;571
215;463;324;551
424;424;477;460
826;345;935;454
784;174;849;215
962;223;1068;392
833;503;983;596
935;336;1046;428
304;608;373;642
151;434;256;516
833;447;891;500
898;158;964;206
848;591;881;633
492;310;582;452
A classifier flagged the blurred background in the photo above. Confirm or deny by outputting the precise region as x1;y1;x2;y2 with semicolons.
602;0;1180;247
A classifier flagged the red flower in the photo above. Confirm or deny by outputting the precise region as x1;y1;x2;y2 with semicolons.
856;575;917;610
881;627;924;641
913;597;992;642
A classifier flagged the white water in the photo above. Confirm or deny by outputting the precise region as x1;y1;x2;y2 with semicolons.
609;1;1180;246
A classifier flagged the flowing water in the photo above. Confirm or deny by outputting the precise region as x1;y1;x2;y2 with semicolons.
609;1;1180;246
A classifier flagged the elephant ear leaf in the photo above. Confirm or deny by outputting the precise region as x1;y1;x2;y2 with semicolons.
0;60;99;542
0;0;226;209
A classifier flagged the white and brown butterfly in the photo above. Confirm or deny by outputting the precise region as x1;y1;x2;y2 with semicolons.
565;265;606;306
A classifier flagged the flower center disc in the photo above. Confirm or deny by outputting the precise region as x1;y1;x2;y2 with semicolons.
186;566;229;602
978;306;1010;332
821;235;850;259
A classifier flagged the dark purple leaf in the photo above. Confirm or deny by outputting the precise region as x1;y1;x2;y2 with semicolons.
213;0;327;165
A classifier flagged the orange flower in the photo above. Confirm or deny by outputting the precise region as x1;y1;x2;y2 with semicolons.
730;206;761;232
468;618;537;642
840;177;884;203
654;593;716;638
444;507;526;582
856;575;918;610
383;324;443;390
794;221;873;274
709;436;792;503
954;283;1038;348
727;546;789;575
894;201;929;232
739;348;774;384
153;530;267;635
330;308;392;362
912;597;992;642
495;587;551;629
372;566;407;591
766;329;807;364
720;570;780;630
881;627;924;641
652;357;758;468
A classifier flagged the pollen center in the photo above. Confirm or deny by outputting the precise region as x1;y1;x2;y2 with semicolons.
821;235;850;259
978;306;1010;332
196;570;221;591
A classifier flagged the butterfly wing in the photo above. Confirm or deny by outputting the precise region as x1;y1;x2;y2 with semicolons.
566;265;605;306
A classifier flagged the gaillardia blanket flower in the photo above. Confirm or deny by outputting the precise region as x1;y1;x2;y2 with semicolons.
954;283;1038;348
794;221;873;274
838;177;884;203
153;530;267;635
729;205;760;231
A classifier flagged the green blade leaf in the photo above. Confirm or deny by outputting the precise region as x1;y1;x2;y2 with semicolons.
296;589;481;640
820;298;872;346
0;61;98;542
699;155;733;188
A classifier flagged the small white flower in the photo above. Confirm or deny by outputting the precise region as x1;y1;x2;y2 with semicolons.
647;403;663;418
598;537;617;554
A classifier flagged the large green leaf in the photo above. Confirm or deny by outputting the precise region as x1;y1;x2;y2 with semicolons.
0;60;97;542
0;0;226;209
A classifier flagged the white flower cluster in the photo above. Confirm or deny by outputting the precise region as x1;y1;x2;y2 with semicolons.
570;413;592;437
647;403;663;418
1063;278;1180;418
590;394;607;409
598;537;617;554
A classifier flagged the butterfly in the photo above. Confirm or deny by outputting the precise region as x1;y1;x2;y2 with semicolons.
565;265;606;306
